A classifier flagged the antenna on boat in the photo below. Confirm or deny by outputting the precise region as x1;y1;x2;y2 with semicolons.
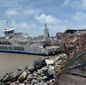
6;21;10;29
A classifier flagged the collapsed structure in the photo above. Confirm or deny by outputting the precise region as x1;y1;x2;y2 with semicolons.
54;29;86;84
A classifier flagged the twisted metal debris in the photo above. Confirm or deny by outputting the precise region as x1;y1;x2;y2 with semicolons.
54;32;86;85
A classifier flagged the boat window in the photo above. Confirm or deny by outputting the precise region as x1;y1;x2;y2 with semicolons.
19;42;27;45
14;47;24;51
0;46;8;50
8;47;13;50
0;41;11;45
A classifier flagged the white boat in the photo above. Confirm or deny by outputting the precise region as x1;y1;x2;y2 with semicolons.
0;28;60;55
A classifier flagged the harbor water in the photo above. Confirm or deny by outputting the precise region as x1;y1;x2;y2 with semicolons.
0;53;44;76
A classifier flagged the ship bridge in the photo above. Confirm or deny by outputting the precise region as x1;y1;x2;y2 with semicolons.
3;28;15;37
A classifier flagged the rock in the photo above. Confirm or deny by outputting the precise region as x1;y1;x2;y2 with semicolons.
33;59;46;70
45;59;54;65
10;82;16;85
1;73;11;83
24;80;28;84
18;67;23;71
8;72;18;82
32;79;37;84
37;70;42;75
18;71;28;83
37;81;47;85
42;76;47;80
26;74;32;79
48;79;55;85
19;83;24;85
48;65;55;76
4;81;11;85
16;69;24;78
28;66;35;73
2;70;23;83
15;80;19;85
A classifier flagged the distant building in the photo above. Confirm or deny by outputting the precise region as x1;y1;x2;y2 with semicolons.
44;24;50;38
31;35;46;43
65;29;86;35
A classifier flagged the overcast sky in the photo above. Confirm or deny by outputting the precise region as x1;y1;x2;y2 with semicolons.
0;0;86;36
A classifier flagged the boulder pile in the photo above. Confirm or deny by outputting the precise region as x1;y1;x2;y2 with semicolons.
0;53;68;85
0;58;56;85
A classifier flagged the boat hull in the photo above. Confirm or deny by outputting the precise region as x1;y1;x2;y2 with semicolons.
0;50;48;56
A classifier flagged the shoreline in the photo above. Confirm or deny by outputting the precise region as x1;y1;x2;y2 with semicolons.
0;53;45;77
0;53;56;85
